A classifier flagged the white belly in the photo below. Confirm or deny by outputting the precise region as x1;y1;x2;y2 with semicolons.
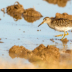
55;27;72;32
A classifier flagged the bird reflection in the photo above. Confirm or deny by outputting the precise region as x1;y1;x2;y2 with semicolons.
61;38;68;51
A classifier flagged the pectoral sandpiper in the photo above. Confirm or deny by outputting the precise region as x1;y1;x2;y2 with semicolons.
38;17;72;40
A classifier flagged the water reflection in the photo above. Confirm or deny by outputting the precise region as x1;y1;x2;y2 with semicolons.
23;16;42;23
44;0;70;7
50;38;69;51
9;45;41;62
6;1;24;21
22;8;42;23
23;8;43;17
9;44;60;63
6;1;42;22
9;43;72;68
0;0;72;68
9;52;28;59
7;12;22;21
61;38;68;51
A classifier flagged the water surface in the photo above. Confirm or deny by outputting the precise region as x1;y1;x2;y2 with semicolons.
0;0;72;66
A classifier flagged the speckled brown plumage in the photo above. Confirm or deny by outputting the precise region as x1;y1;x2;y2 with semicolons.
50;18;72;27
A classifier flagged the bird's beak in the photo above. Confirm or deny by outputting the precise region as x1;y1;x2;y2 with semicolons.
38;20;45;27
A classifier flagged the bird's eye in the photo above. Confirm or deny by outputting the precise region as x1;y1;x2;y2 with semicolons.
45;19;47;20
43;18;47;20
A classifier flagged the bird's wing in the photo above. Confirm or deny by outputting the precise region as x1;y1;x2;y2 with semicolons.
51;18;72;27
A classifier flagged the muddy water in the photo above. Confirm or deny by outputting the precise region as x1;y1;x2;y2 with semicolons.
0;0;72;68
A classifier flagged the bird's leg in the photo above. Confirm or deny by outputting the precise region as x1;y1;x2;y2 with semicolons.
61;31;69;40
54;34;63;37
66;32;69;36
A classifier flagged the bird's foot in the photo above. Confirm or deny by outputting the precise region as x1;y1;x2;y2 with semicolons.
66;32;69;36
61;32;69;40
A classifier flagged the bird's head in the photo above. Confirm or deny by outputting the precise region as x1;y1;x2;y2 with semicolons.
38;17;51;27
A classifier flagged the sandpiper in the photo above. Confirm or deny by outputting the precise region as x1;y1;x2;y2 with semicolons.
38;17;72;40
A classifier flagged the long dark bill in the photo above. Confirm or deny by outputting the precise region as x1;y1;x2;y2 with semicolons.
38;21;45;27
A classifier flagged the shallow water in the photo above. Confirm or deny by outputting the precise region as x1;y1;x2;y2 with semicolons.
0;0;72;68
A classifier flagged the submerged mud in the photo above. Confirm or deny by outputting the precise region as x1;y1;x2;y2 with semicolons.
0;41;4;43
61;38;69;44
50;39;55;42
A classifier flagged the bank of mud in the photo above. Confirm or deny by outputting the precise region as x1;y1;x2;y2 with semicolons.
9;38;72;63
9;44;60;62
55;13;72;20
44;0;70;7
5;1;43;22
8;38;72;69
